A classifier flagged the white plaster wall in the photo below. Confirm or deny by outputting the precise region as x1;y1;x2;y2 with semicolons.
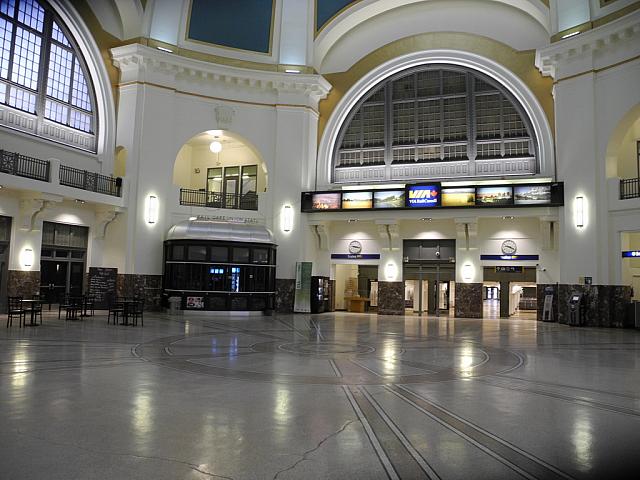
616;117;640;179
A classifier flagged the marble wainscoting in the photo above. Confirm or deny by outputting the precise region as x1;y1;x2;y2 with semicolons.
536;283;559;322
557;284;633;327
275;279;295;313
7;270;40;297
377;282;404;315
116;274;163;311
328;279;336;312
455;283;483;318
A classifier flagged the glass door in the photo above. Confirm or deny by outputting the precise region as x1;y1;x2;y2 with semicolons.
207;167;223;206
40;260;68;302
439;281;449;310
0;243;8;313
224;167;239;208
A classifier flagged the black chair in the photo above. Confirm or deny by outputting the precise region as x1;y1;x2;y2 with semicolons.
131;298;145;327
58;293;72;319
30;294;43;325
107;297;124;325
65;297;83;321
83;295;95;316
7;296;25;328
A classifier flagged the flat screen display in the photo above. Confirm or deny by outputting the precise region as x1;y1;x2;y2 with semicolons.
342;191;373;209
514;185;552;205
312;193;341;210
476;186;513;205
571;295;580;301
407;184;440;207
442;187;476;207
373;190;405;209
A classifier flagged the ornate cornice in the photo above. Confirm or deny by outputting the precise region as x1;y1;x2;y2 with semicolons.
110;44;332;109
536;9;640;80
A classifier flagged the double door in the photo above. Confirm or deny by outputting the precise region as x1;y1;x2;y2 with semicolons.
40;260;84;303
404;264;453;314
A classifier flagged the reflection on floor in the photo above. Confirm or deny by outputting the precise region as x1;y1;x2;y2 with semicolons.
1;309;639;479
483;299;537;320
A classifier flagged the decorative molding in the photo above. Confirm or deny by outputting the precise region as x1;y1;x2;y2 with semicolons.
111;44;332;109
93;208;121;239
536;9;640;80
214;105;236;129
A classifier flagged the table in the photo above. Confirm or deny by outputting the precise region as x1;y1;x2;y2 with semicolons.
20;299;43;326
344;296;370;313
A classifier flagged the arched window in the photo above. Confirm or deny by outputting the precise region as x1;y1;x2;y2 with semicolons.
0;0;96;151
333;65;538;183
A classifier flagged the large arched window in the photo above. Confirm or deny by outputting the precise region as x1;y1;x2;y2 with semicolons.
333;65;538;183
0;0;96;151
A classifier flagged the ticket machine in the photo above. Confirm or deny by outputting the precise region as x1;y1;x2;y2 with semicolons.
568;292;584;326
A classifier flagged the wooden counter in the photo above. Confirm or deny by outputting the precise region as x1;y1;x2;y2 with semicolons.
345;296;370;313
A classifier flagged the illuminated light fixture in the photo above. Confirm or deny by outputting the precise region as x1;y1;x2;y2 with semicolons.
189;216;197;221
575;196;584;228
561;31;580;39
385;262;398;280
75;199;85;204
282;205;293;232
157;46;173;53
285;69;300;74
147;195;158;224
461;263;474;283
421;217;432;221
348;219;358;223
209;140;222;153
502;216;514;220
22;248;34;268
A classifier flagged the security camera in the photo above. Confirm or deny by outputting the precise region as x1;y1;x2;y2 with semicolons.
435;251;441;258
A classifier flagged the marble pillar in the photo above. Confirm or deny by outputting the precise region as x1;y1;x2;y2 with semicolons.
116;274;163;311
275;278;295;313
378;282;404;315
454;283;483;318
7;270;40;297
557;284;633;327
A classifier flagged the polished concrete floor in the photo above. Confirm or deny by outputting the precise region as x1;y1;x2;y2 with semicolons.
1;310;639;479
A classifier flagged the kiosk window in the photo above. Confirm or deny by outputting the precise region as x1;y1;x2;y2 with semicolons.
233;247;249;263
188;245;207;261
172;245;185;260
210;246;228;262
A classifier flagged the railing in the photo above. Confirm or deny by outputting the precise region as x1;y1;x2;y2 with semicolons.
59;165;121;197
0;149;50;181
620;177;640;200
180;189;258;211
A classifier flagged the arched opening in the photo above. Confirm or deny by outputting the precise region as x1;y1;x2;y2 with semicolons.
605;103;640;180
173;130;268;210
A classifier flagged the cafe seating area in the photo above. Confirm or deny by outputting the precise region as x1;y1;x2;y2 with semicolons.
5;294;145;327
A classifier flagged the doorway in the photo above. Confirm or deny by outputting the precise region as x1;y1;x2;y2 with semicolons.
483;267;537;318
40;222;88;304
0;216;10;313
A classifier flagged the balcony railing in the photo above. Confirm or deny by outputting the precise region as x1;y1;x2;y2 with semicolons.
180;189;258;211
59;165;122;197
620;177;640;200
0;149;50;181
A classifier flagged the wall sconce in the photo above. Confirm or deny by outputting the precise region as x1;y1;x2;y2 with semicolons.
147;195;158;224
282;205;293;232
461;263;474;283
575;196;584;228
22;248;34;268
385;262;398;280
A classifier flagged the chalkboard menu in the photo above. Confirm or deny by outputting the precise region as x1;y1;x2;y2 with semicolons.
88;267;118;308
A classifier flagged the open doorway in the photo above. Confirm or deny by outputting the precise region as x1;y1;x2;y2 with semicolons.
483;266;537;319
334;263;378;312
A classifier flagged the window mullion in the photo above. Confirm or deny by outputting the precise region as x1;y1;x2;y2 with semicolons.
35;10;53;131
66;55;76;126
6;16;18;102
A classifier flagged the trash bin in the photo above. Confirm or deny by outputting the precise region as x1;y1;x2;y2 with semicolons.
168;296;182;315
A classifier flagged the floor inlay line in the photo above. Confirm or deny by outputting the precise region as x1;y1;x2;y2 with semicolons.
387;384;575;480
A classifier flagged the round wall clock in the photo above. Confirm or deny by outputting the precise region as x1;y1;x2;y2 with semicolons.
348;240;362;254
501;239;517;255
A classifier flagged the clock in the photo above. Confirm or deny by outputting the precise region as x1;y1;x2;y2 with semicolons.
348;240;362;254
501;239;517;255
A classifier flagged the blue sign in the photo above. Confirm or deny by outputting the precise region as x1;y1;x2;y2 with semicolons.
481;254;539;261
622;250;640;258
407;185;440;207
331;254;381;260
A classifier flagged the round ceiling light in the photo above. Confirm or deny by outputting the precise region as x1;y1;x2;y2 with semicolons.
209;140;222;153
